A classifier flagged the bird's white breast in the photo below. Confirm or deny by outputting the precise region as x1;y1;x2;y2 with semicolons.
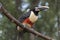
29;11;38;23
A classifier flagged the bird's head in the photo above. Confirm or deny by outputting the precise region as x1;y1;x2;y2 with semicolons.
30;6;49;16
35;6;49;12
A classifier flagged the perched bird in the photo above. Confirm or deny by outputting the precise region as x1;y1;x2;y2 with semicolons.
16;6;49;40
17;6;49;31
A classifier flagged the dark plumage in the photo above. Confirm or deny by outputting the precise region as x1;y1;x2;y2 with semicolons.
18;11;31;23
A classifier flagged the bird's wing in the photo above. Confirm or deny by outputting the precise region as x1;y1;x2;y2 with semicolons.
18;11;31;23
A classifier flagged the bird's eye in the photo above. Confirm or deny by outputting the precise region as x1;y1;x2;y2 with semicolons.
35;7;40;11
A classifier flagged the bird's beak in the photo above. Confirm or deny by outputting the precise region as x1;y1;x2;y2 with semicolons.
38;6;49;11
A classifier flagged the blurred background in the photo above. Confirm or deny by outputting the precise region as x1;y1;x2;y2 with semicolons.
0;0;60;40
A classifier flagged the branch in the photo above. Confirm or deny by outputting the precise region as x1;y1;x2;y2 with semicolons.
0;3;52;40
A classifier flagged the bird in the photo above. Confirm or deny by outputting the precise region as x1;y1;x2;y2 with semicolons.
16;6;49;40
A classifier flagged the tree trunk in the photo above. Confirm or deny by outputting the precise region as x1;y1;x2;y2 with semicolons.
56;0;60;40
15;0;23;16
15;0;23;40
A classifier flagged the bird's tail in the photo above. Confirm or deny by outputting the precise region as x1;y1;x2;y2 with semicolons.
16;26;24;40
17;32;24;40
